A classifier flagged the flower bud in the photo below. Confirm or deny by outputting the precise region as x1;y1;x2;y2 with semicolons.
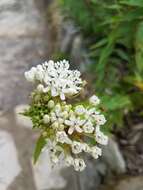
43;114;50;124
52;122;59;129
37;84;44;92
48;100;55;109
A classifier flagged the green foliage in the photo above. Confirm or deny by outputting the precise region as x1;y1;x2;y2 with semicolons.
34;135;46;164
23;92;50;129
60;0;143;128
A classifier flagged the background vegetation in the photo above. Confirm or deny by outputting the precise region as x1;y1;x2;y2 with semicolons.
59;0;143;130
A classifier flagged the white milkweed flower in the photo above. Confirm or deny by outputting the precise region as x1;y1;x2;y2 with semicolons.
94;114;106;125
95;125;108;145
74;158;86;171
25;67;37;82
35;65;44;82
84;107;100;120
89;95;100;106
65;115;85;135
25;60;84;100
82;143;91;153
75;105;85;115
90;146;102;159
71;141;84;154
56;131;72;144
83;121;94;133
24;59;109;172
50;104;67;124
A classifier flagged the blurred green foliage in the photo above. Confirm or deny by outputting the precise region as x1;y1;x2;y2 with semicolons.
59;0;143;128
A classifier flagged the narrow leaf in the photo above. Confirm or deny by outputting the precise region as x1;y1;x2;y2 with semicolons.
33;135;46;164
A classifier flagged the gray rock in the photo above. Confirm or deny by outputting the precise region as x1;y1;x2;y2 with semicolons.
0;0;48;112
79;158;107;190
115;176;143;190
0;131;21;190
102;137;126;174
103;176;143;190
33;151;66;190
59;20;90;71
68;138;126;190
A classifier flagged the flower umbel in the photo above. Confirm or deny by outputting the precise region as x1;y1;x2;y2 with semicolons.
25;60;84;100
24;59;108;171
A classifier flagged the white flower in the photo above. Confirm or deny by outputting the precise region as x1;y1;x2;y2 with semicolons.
84;107;99;120
94;114;106;125
56;131;71;144
65;115;85;135
90;146;102;159
75;105;85;115
43;114;50;124
25;59;109;172
83;121;94;133
35;65;44;82
74;158;86;171
46;140;57;152
71;141;84;154
24;67;37;82
50;107;61;122
95;126;108;145
25;60;84;100
89;95;100;106
82;143;90;153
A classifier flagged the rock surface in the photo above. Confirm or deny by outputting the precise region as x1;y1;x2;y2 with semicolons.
0;0;48;112
33;151;66;190
0;107;68;190
102;176;143;190
102;138;126;174
0;131;21;190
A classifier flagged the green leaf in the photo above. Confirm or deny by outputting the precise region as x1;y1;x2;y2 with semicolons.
135;22;143;74
120;0;143;7
95;30;117;83
101;94;131;111
33;135;46;164
90;38;108;50
114;48;129;61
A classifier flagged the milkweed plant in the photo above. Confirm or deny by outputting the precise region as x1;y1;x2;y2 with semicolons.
24;60;108;171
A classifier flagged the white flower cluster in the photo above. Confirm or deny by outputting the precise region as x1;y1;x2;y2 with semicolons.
25;60;108;172
25;60;84;100
42;99;107;171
